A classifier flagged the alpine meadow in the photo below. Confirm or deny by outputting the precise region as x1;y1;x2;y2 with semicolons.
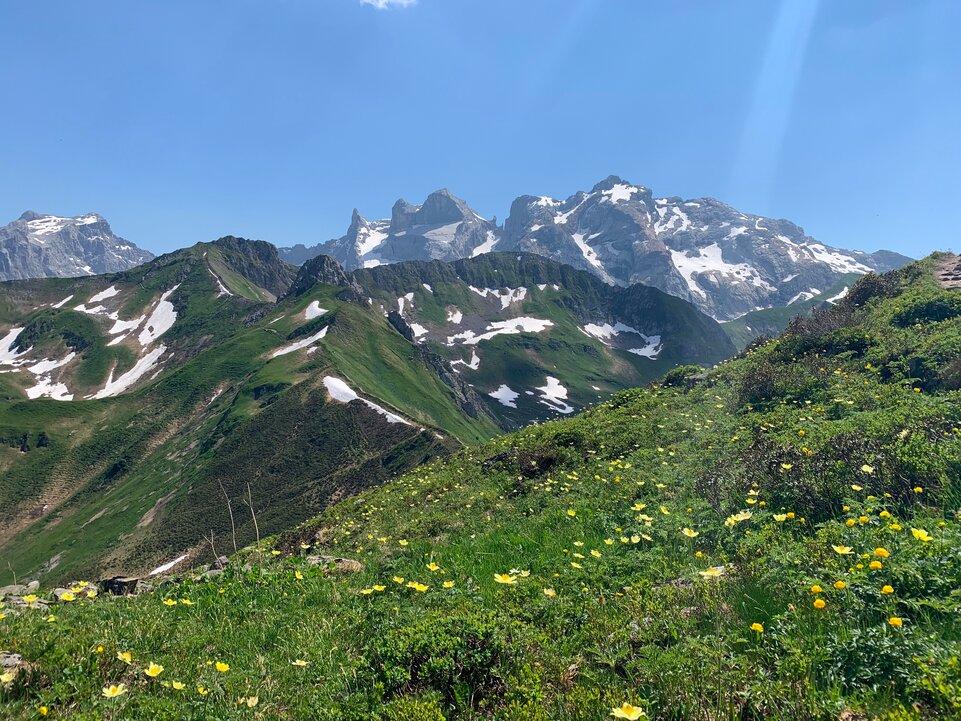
1;1;959;720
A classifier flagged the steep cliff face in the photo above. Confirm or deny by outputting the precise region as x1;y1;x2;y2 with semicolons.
0;212;154;281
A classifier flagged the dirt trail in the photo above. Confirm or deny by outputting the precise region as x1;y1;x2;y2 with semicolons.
934;253;961;289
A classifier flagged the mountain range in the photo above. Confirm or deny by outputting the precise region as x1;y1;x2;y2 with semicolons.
278;176;911;320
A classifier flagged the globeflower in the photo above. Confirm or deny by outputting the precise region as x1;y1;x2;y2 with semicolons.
813;599;826;609
215;662;230;673
750;622;764;633
834;581;846;590
102;684;127;698
881;585;894;595
874;547;890;558
888;616;903;628
611;703;646;719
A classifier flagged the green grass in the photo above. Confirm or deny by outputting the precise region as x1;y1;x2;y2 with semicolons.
1;256;960;719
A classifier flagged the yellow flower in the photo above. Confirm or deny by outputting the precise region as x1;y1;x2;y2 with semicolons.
144;663;164;678
270;550;282;556
86;589;98;599
291;659;309;667
39;706;48;716
426;562;441;572
750;622;764;633
570;562;583;569
0;672;14;684
180;599;193;606
845;519;856;528
698;566;725;579
834;580;846;590
913;486;923;494
888;616;903;628
102;684;127;698
811;585;823;593
832;545;854;555
392;576;405;584
373;585;385;592
300;543;311;550
442;580;455;588
543;588;557;598
46;615;56;623
590;549;602;558
360;588;374;595
773;514;787;522
242;696;259;708
681;528;699;538
851;485;863;492
567;509;576;517
604;538;615;545
172;681;186;690
780;463;793;470
494;573;517;585
890;523;903;531
407;582;428;592
398;539;409;546
117;651;133;665
60;592;75;602
197;686;209;695
631;503;646;512
881;585;894;595
874;547;890;558
861;464;874;474
911;528;932;542
869;561;883;570
215;661;230;673
630;535;641;544
611;703;646;720
23;594;38;603
786;512;795;519
813;598;826;609
163;599;177;606
660;505;670;515
294;571;304;580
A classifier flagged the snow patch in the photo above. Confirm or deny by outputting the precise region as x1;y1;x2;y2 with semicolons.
207;268;234;297
536;376;574;414
410;323;429;339
397;292;414;315
322;376;410;425
448;317;553;346
304;301;327;320
150;554;189;576
51;295;74;309
89;286;120;303
450;350;480;372
669;243;774;301
0;328;29;366
271;326;329;358
109;316;144;335
92;345;167;398
446;308;463;324
471;230;499;257
468;286;527;309
488;384;519;408
825;286;849;304
138;286;180;346
602;183;638;204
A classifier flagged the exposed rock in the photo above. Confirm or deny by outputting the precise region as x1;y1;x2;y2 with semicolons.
0;212;153;281
305;555;363;574
98;576;140;596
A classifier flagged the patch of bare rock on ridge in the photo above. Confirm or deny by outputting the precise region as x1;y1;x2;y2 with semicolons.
934;253;961;289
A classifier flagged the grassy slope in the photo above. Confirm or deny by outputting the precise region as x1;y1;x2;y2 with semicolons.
1;257;959;720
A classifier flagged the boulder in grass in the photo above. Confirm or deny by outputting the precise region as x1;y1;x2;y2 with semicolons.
98;577;140;596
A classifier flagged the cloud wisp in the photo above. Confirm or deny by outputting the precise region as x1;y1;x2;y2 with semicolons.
361;0;416;8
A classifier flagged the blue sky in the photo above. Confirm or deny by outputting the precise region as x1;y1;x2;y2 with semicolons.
0;0;957;257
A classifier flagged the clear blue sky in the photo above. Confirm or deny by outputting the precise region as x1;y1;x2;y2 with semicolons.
1;0;957;257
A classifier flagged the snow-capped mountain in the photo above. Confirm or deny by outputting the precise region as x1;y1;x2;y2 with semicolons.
500;176;909;319
0;211;154;281
279;189;498;270
280;178;910;320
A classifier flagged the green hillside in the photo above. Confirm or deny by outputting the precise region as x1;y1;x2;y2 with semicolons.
0;245;730;585
1;255;958;720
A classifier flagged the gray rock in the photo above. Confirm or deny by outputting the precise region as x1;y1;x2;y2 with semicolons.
0;212;153;281
98;576;140;596
0;584;25;598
